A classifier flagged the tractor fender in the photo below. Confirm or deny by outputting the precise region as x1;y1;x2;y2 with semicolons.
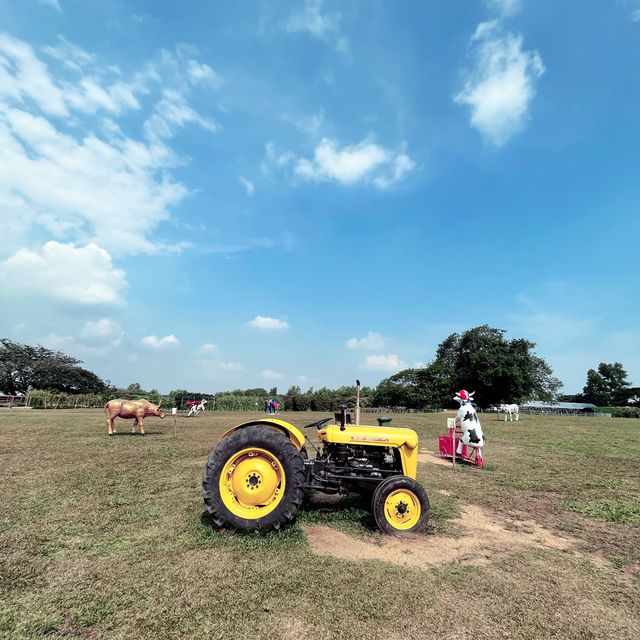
217;418;306;451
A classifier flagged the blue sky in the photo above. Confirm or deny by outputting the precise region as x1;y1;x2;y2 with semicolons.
0;0;638;394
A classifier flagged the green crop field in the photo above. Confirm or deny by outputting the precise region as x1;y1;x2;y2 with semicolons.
1;409;639;639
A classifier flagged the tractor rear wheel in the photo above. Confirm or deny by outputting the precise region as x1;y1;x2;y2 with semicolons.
203;425;305;532
371;476;429;535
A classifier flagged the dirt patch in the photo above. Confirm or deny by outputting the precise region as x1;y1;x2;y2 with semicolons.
305;504;574;570
418;449;451;467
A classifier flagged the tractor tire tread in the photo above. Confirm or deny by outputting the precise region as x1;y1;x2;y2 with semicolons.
202;425;305;532
371;475;430;536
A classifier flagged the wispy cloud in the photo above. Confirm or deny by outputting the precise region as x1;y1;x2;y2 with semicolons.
286;0;347;51
42;36;94;71
346;331;386;350
248;316;290;331
262;369;284;380
0;33;220;256
36;0;61;12
454;21;544;146
81;318;123;346
199;343;219;353
0;241;126;306
238;176;255;196
361;354;406;372
141;334;179;348
485;0;522;16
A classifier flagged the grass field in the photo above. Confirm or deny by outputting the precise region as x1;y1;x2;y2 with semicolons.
1;409;639;639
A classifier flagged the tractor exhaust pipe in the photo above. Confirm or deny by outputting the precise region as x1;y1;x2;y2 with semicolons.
339;404;348;431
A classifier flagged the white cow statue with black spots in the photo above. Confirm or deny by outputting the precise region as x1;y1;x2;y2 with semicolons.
454;390;485;455
500;403;519;421
187;398;208;417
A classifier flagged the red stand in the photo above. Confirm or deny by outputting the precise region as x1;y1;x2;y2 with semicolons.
438;426;485;468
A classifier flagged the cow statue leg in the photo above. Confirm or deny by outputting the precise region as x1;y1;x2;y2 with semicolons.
138;417;145;435
107;415;117;435
131;418;138;433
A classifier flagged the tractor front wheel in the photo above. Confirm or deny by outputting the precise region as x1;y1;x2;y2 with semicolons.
371;476;429;535
203;425;305;532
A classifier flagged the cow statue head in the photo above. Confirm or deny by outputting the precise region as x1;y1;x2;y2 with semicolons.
454;389;475;405
154;400;166;419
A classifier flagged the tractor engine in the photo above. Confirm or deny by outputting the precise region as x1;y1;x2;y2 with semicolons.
310;442;403;493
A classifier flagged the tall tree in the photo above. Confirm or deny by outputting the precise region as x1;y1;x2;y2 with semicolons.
0;339;106;394
582;362;630;406
432;326;560;405
375;325;561;408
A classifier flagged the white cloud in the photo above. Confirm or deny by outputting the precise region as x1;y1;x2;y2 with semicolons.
248;316;290;331
346;331;386;350
413;361;426;369
454;21;544;146
186;59;221;87
262;369;284;380
485;0;522;16
199;343;219;353
239;176;255;196
268;137;414;188
81;318;123;346
0;241;126;306
40;332;74;348
0;33;68;116
286;1;342;42
0;33;219;255
361;354;407;372
141;334;179;348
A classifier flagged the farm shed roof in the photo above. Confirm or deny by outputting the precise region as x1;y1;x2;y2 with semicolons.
522;401;597;410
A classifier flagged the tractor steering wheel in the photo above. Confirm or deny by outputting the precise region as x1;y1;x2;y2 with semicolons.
302;417;331;430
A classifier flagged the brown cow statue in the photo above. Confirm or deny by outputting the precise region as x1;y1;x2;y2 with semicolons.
105;399;165;435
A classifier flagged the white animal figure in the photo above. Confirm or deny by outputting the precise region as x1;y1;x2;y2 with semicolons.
188;399;208;417
453;390;485;455
500;403;519;421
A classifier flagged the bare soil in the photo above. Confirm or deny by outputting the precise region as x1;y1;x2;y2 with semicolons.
305;503;577;569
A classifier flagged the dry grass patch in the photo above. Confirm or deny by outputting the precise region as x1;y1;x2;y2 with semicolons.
1;409;639;639
305;503;574;569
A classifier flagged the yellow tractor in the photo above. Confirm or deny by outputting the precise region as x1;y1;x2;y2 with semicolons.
202;407;429;535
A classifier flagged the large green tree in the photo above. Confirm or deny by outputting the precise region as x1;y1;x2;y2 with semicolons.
0;339;106;394
582;362;630;406
375;325;561;408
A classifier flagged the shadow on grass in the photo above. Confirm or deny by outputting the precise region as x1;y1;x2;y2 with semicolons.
199;492;378;542
108;431;162;437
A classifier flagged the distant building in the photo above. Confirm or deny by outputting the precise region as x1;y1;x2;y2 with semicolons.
521;401;597;415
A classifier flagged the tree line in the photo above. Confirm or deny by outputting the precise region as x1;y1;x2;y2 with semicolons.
1;329;637;410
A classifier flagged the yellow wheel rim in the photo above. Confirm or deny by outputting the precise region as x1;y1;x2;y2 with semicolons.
219;447;286;519
383;489;421;530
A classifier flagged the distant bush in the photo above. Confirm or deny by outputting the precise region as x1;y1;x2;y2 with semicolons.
311;394;332;411
595;407;640;418
292;395;310;411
